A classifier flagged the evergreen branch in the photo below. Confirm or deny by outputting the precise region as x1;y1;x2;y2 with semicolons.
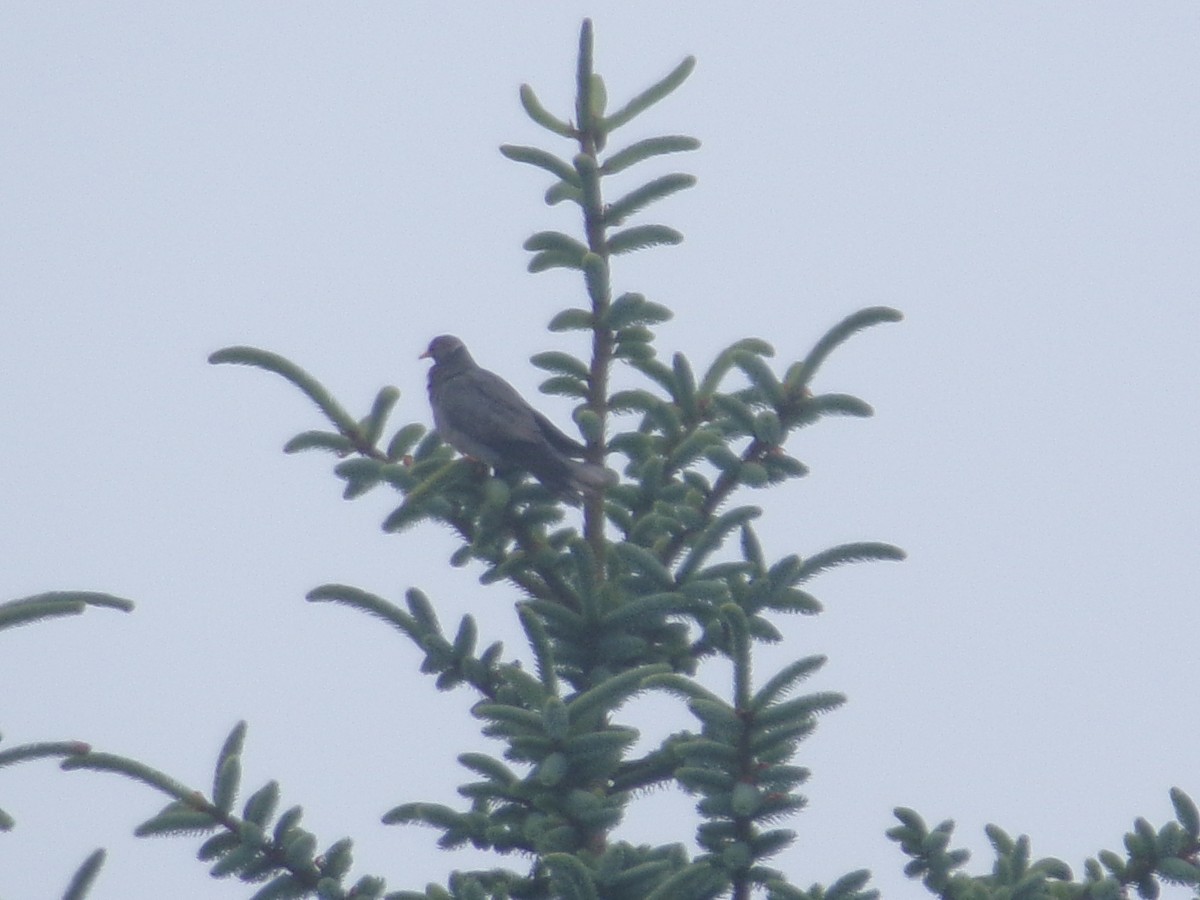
575;19;597;136
793;542;906;582
544;852;601;899
601;135;701;175
546;179;585;206
333;457;389;499
135;801;218;837
577;154;604;228
506;506;582;609
676;507;762;581
499;145;581;185
242;782;280;828
2;591;133;613
521;596;587;638
607;224;684;255
573;122;615;570
784;306;903;392
539;375;589;399
458;752;520;786
209;346;365;442
598;591;693;629
604;174;696;226
668;427;724;471
722;605;753;708
62;849;106;900
740;523;766;573
614;542;677;590
752;691;845;729
0;740;92;771
385;422;427;462
751;655;828;709
212;721;246;814
372;453;573;605
643;673;725;705
644;859;729;900
567;664;670;725
659;436;769;566
609;732;692;793
601;55;697;132
671;352;700;422
785;392;875;426
0;591;133;632
603;292;673;329
623;355;676;395
518;604;559;694
306;585;421;641
567;538;598;610
525;230;590;261
765;869;879;900
381;460;471;531
360;385;401;447
733;350;785;408
497;658;557;711
282;430;354;456
529;248;587;273
61;751;197;802
519;83;577;138
697;338;776;401
549;307;595;332
659;474;736;567
309;585;504;697
0;594;80;633
531;350;592;381
590;75;609;124
60;728;380;895
1172;787;1200;838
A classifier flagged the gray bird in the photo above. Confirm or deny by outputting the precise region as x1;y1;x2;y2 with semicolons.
420;335;615;499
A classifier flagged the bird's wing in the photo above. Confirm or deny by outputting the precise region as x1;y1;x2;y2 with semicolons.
435;368;547;456
532;410;587;458
432;363;605;497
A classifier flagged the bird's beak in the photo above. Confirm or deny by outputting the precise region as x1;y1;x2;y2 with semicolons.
419;349;431;360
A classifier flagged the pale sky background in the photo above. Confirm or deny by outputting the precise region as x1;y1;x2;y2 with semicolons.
3;5;1199;899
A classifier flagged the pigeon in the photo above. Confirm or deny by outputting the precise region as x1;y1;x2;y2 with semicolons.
420;335;615;499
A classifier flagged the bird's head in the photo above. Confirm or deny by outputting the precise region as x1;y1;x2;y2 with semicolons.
420;334;469;364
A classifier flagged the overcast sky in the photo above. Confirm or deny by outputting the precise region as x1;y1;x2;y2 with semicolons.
3;5;1199;899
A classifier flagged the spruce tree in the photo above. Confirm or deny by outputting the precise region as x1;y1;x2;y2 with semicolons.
3;19;1198;900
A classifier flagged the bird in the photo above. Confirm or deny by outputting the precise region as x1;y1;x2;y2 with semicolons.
420;335;616;500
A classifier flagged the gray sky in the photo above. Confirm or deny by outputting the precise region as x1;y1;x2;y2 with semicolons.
3;5;1198;898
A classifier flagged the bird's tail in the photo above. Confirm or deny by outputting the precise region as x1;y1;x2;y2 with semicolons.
567;460;619;497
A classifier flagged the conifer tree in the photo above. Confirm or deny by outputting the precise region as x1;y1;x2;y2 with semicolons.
3;19;1198;900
